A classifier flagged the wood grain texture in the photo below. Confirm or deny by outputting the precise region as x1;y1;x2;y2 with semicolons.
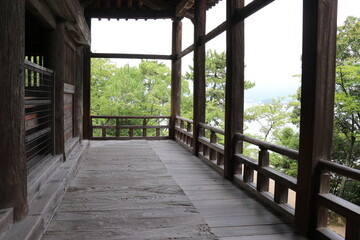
43;140;217;240
150;141;308;239
0;0;28;220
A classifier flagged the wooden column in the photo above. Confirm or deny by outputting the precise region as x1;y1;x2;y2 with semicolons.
295;0;337;236
224;0;245;179
0;0;28;220
83;18;91;140
75;46;84;141
193;0;206;156
170;19;182;139
46;22;66;157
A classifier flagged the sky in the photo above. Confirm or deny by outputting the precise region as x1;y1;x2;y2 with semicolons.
91;0;360;103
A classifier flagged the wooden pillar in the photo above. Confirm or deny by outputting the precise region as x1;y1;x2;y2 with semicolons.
170;19;182;139
295;0;337;236
74;46;84;141
0;0;28;220
193;0;206;156
46;22;66;157
224;0;245;179
83;18;91;140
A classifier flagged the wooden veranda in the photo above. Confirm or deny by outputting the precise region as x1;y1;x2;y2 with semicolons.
0;0;359;240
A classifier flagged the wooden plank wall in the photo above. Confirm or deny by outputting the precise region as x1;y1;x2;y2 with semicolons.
64;41;76;143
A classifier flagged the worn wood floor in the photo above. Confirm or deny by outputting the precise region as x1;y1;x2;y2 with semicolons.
43;140;307;240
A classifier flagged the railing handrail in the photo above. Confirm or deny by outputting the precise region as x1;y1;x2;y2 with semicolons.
198;122;225;135
318;159;360;181
91;115;170;119
234;133;299;160
24;59;54;75
176;116;193;124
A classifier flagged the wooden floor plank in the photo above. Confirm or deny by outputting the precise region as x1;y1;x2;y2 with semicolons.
42;140;217;240
149;140;308;240
42;140;307;240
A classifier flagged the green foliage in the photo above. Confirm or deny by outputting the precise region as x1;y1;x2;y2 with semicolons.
185;50;254;127
245;98;291;141
271;128;299;177
331;16;360;203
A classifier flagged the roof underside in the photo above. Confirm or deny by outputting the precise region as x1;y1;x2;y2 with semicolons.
82;0;221;20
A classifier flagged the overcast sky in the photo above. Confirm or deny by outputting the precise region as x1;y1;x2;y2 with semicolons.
91;0;359;101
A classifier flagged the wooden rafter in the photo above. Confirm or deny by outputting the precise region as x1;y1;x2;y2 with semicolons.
176;0;194;17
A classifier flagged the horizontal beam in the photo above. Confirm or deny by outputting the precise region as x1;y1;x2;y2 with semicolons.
85;8;174;19
176;0;275;60
26;0;56;30
91;115;171;119
233;0;275;24
176;0;195;17
91;52;172;60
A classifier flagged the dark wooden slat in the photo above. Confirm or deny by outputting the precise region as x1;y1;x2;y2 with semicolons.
91;52;172;60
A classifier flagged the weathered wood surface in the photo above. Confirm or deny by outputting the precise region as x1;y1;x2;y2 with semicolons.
150;140;308;239
43;140;307;239
42;140;217;240
0;0;28;220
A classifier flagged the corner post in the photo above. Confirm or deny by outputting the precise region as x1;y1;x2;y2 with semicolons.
170;19;182;139
83;17;92;139
0;0;28;220
224;0;245;179
193;0;206;156
295;0;337;236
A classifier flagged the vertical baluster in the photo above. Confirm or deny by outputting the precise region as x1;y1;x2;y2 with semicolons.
90;116;93;138
257;148;269;192
274;182;288;204
217;152;224;165
156;128;160;137
210;131;217;161
129;128;133;137
180;120;185;142
186;123;192;145
116;118;120;137
143;118;147;137
102;128;106;138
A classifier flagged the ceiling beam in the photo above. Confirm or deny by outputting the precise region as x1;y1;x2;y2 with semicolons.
85;8;174;19
176;0;194;17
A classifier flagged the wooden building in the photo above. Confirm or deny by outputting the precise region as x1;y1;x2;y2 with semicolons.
0;0;359;239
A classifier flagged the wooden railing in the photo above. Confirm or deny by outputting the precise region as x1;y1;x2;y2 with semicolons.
174;116;360;239
197;122;225;174
233;133;298;220
90;116;170;140
315;160;360;240
174;116;193;151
